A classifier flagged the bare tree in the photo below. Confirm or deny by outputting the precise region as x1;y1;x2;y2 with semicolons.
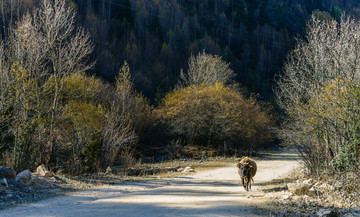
275;14;360;174
101;102;137;169
179;50;235;87
31;0;94;166
0;0;94;169
100;62;138;169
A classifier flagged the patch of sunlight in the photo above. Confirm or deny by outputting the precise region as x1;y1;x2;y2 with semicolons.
95;195;248;209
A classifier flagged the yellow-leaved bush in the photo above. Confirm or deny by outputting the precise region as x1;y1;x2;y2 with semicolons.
157;82;275;152
287;77;360;171
53;73;106;174
289;78;350;134
5;62;39;170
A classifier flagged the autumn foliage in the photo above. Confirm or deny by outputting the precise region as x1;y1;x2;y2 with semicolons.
157;82;275;153
276;15;360;176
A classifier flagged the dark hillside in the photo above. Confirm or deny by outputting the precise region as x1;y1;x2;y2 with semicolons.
69;0;359;101
1;0;358;101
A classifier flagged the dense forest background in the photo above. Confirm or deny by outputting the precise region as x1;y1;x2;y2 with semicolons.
70;0;360;101
2;0;359;102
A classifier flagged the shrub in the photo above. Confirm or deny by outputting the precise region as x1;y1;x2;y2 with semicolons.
157;82;275;153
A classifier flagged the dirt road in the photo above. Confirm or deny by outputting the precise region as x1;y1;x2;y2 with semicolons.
1;152;299;217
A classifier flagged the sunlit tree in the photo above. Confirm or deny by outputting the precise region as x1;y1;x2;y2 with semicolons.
275;14;360;174
179;50;235;87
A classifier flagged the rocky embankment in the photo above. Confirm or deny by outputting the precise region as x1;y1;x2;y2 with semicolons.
264;174;360;217
0;165;95;210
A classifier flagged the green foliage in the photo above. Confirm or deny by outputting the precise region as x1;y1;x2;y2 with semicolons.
114;0;134;26
333;82;360;171
330;6;342;22
331;142;358;171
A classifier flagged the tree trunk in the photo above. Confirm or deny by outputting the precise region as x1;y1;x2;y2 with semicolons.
48;75;60;169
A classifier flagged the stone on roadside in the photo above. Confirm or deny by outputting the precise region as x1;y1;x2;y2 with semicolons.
303;178;313;185
36;165;52;177
183;166;194;173
287;182;311;195
15;170;34;186
282;194;290;200
0;167;16;179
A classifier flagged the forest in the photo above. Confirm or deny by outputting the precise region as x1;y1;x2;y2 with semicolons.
2;0;358;101
0;0;360;182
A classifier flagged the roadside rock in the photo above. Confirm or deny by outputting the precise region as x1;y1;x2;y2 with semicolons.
303;178;313;185
36;165;52;177
287;182;311;195
15;170;34;186
183;166;194;173
0;167;16;179
282;194;291;200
